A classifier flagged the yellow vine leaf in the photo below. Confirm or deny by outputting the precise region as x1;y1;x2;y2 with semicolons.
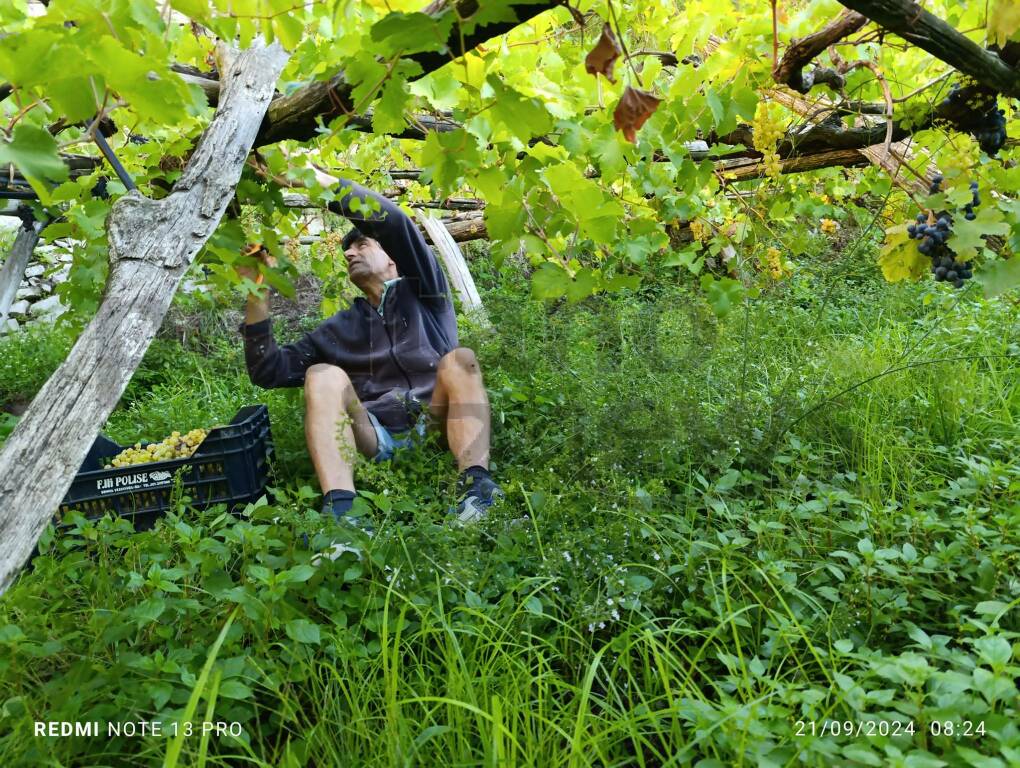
989;0;1020;47
878;225;929;283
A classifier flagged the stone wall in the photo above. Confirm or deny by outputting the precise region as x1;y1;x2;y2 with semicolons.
1;245;70;334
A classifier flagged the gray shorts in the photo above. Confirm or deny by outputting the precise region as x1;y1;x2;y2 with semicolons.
367;411;427;462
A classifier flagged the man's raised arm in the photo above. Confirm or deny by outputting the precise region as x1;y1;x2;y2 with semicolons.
237;246;323;389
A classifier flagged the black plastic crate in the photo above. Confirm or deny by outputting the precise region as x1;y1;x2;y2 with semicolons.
58;405;273;529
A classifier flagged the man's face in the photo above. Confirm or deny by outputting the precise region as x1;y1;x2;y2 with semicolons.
344;236;397;288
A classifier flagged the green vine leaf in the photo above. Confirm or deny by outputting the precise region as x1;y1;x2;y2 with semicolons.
974;256;1020;297
878;225;928;283
948;206;1010;261
370;11;454;56
0;123;68;200
700;274;745;317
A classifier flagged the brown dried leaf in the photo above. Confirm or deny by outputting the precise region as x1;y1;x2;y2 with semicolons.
585;23;623;83
612;86;662;143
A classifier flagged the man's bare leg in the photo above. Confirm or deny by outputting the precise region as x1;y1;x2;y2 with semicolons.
305;364;378;492
430;347;491;471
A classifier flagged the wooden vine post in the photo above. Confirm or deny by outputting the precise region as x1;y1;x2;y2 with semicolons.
415;208;491;329
0;42;289;595
0;220;42;326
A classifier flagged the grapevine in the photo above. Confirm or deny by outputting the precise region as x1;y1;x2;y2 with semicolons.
106;429;208;468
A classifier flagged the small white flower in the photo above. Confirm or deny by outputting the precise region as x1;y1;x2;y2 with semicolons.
598;621;606;629
606;598;614;606
653;552;661;561
562;551;572;563
611;609;620;621
588;623;595;633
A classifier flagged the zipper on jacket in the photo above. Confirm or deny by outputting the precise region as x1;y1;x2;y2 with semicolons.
381;296;414;394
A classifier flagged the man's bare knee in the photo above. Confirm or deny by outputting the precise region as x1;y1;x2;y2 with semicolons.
438;347;480;377
305;364;352;402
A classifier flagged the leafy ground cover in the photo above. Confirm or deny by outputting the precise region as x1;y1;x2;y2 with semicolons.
0;256;1019;767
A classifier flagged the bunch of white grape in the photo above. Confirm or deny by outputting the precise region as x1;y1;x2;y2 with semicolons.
753;102;786;180
765;246;791;279
107;428;208;468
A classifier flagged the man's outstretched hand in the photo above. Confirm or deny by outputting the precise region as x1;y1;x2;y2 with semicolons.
239;244;277;326
236;243;278;284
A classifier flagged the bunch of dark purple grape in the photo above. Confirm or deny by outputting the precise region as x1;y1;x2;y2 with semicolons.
14;204;35;231
972;106;1008;156
939;83;1009;155
905;176;976;289
962;179;979;221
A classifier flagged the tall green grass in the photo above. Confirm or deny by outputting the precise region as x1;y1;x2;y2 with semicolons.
1;272;1018;766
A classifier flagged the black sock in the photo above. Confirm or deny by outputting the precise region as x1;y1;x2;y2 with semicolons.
322;488;356;519
459;465;492;492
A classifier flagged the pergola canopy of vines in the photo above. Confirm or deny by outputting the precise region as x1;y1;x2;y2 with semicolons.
1;0;1020;308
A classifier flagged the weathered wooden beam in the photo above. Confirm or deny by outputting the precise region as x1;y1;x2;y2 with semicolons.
838;0;1020;97
715;147;871;182
0;41;289;595
282;191;483;211
773;89;935;197
174;68;221;106
168;61;464;141
440;214;487;243
719;117;917;159
255;0;560;146
285;212;487;244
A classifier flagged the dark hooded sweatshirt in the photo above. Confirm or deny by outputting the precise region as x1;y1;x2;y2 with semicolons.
240;179;458;432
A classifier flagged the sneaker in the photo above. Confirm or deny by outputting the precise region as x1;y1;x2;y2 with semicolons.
311;518;373;565
311;538;363;565
310;494;374;565
452;473;505;524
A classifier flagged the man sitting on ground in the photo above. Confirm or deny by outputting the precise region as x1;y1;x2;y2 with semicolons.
239;170;503;529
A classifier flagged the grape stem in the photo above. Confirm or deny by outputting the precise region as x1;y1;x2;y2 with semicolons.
770;0;779;67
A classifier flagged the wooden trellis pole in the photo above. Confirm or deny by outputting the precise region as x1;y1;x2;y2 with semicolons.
415;208;492;330
0;41;289;595
0;219;42;326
